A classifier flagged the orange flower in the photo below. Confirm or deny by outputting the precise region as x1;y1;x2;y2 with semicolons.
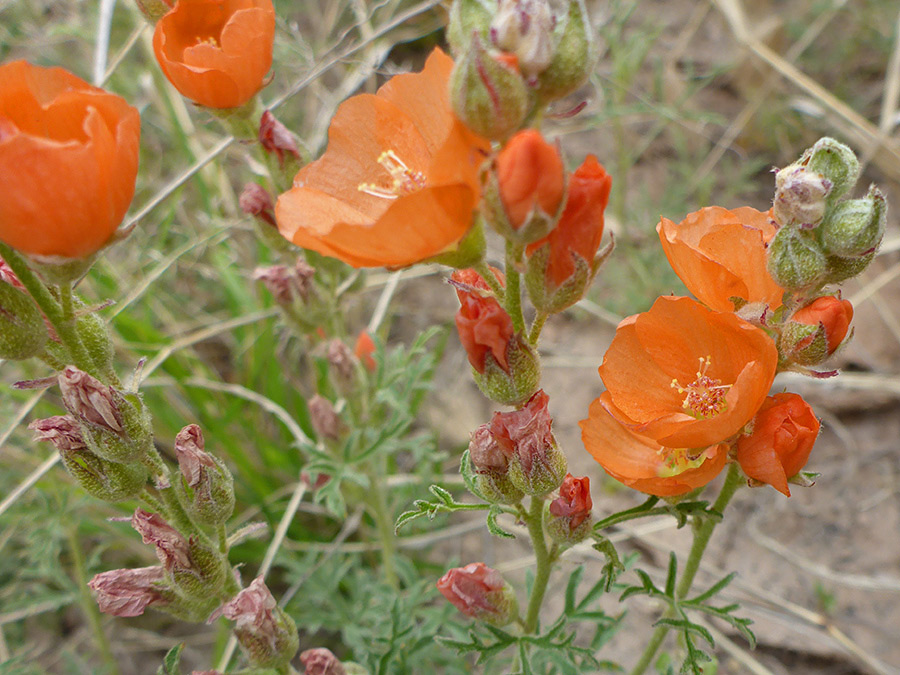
598;296;778;448
790;296;853;354
495;129;565;229
658;207;784;312
581;400;727;497
452;268;513;373
354;330;376;371
275;49;490;268
152;0;275;109
0;61;140;259
736;393;819;496
527;155;612;288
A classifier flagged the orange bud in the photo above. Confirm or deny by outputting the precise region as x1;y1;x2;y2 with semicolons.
0;61;140;259
452;268;513;374
495;130;565;229
152;0;275;109
790;296;853;354
736;393;819;496
354;331;377;371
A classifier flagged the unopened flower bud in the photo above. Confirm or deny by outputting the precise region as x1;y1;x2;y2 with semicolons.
354;331;377;372
483;129;565;244
802;137;860;202
175;424;235;526
490;390;566;495
436;562;518;626
824;251;875;284
525;155;612;312
781;296;853;365
736;393;819;496
327;339;357;392
773;164;831;227
309;395;345;442
300;648;347;675
547;473;592;544
259;110;301;169
766;227;826;292
30;416;148;502
254;265;295;304
447;0;493;56
0;272;48;360
533;0;594;101
819;185;887;258
452;269;540;405
88;566;169;617
467;425;524;504
75;304;115;375
132;510;227;606
58;366;153;464
450;33;529;141
213;577;299;669
240;183;277;228
491;0;555;79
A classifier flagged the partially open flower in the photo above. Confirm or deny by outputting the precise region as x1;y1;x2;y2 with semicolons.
736;393;819;496
213;577;299;668
152;0;275;109
88;566;168;617
0;61;140;259
276;49;490;267
467;424;523;504
436;562;517;626
259;110;301;168
547;474;593;544
452;268;513;374
781;295;853;365
598;296;778;448
658;207;784;312
580;400;728;497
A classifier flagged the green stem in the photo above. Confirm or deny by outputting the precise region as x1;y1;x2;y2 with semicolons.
0;242;99;376
528;312;548;346
217;524;229;554
367;467;398;589
67;525;122;675
629;463;744;675
523;497;553;633
472;260;505;303
504;241;526;334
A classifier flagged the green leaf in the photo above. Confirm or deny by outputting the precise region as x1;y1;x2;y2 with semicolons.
156;643;184;675
665;552;678;597
486;505;516;539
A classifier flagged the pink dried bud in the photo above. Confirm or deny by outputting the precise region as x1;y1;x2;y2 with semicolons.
491;0;555;78
294;259;315;301
327;339;356;384
131;509;192;572
436;562;517;626
301;471;331;491
0;257;24;289
547;474;592;544
214;577;299;668
240;183;277;227
58;366;124;434
88;566;167;617
254;265;296;304
468;424;508;473
259;110;301;168
300;648;347;675
489;390;566;495
29;415;87;454
309;395;345;442
174;424;215;487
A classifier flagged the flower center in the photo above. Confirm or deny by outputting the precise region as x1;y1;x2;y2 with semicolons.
656;446;709;478
358;150;426;200
670;356;731;419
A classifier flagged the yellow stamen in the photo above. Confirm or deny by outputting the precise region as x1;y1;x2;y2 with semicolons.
670;356;731;419
358;150;426;200
656;447;710;478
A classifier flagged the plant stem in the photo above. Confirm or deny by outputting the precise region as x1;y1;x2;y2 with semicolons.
472;259;505;303
523;496;552;633
628;463;744;675
0;242;99;376
504;241;526;334
67;525;121;675
367;465;398;589
528;312;548;345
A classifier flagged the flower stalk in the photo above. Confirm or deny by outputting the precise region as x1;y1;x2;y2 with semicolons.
523;496;555;633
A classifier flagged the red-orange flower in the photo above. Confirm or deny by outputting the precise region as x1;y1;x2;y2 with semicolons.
527;155;612;288
0;61;140;259
580;399;728;497
598;296;778;448
354;330;376;371
791;296;853;354
658;207;784;312
152;0;275;109
736;393;819;496
452;268;513;373
495;129;565;229
275;49;490;268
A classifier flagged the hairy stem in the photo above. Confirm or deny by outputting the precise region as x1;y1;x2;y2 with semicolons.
523;496;553;633
629;463;744;675
504;241;526;334
472;259;505;303
367;464;398;589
